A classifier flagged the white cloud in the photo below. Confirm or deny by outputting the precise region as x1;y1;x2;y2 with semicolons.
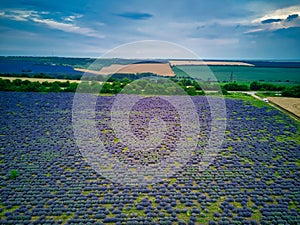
64;14;83;22
31;18;104;38
244;28;264;34
0;9;105;38
0;10;38;21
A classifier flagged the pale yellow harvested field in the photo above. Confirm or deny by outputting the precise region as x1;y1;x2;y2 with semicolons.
268;97;300;118
117;63;175;76
74;68;110;75
76;63;175;77
169;60;254;66
0;76;81;83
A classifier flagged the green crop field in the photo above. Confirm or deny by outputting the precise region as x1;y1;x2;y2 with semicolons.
174;66;300;83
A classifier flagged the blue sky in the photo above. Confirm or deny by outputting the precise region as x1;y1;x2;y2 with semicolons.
0;0;300;59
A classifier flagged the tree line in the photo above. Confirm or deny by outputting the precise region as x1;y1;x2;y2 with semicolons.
0;77;299;97
222;81;299;97
0;79;78;93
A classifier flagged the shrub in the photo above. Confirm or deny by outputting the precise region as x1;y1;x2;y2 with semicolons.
224;83;250;91
282;85;300;97
9;169;19;179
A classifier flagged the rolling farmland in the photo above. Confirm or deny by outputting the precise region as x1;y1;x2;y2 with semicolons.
1;57;300;83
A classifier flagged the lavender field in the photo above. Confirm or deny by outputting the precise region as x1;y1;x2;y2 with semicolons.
1;92;299;224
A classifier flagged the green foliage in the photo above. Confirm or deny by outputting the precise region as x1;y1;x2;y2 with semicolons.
250;81;286;91
282;85;300;97
186;210;191;216
181;78;192;86
1;77;299;98
142;83;153;95
0;79;11;91
220;86;229;95
250;81;299;97
112;83;122;94
192;80;202;90
185;86;197;95
250;81;260;91
90;81;101;93
223;83;250;91
0;72;82;80
135;79;148;89
101;82;113;93
120;78;131;85
64;82;78;92
9;169;18;179
48;83;61;92
124;82;142;94
0;78;77;93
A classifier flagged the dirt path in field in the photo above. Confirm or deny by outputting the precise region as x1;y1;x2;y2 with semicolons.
227;91;263;100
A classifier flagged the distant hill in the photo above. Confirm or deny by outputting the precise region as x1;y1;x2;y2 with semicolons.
0;57;300;82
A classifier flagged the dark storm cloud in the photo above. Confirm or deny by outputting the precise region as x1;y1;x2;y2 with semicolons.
261;18;283;24
116;12;153;20
286;13;299;21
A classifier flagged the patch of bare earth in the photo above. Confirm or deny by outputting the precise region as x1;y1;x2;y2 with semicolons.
268;97;300;118
75;63;175;77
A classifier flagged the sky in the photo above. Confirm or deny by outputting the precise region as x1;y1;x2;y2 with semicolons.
0;0;300;59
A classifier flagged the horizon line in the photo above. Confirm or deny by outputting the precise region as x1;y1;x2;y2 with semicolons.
1;55;300;62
